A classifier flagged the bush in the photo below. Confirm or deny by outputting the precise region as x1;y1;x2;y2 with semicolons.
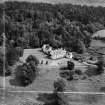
26;55;39;66
52;92;69;105
96;59;104;75
71;39;86;54
53;78;66;92
67;73;74;81
15;62;38;86
67;61;75;70
75;69;82;75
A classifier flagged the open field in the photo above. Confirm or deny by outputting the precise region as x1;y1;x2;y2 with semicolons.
3;41;105;92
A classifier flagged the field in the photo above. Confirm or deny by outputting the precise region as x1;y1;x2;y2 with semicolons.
2;39;105;93
0;39;105;105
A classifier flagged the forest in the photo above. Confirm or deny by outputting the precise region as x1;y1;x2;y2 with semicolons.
0;1;105;74
4;1;105;51
5;2;105;50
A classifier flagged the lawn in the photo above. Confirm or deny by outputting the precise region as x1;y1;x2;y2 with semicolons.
2;47;105;93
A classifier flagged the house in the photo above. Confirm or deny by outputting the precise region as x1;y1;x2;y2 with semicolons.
42;44;73;60
50;48;67;59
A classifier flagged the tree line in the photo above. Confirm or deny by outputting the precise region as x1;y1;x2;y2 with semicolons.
5;1;105;53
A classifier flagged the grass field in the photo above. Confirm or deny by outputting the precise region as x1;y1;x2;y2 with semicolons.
3;41;105;93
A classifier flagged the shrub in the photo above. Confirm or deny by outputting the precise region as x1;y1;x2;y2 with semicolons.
53;78;66;92
60;71;70;78
75;69;82;75
52;92;69;105
67;61;75;70
26;55;39;66
96;59;104;75
71;39;86;54
67;73;74;81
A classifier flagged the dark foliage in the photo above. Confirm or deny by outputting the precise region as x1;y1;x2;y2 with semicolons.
67;61;75;70
60;71;74;81
51;79;69;105
26;55;39;66
4;1;105;54
53;78;66;92
96;59;104;75
15;62;38;86
75;69;82;75
15;46;24;57
6;46;20;66
37;92;69;105
48;93;69;105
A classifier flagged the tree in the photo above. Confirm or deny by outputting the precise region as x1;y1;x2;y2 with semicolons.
71;39;86;54
16;37;28;49
15;62;38;86
26;55;39;66
53;78;66;92
67;61;75;70
6;47;19;66
96;56;104;75
49;78;69;105
48;92;69;105
15;46;24;57
29;33;40;48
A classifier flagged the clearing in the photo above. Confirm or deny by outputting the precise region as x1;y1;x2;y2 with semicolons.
4;43;105;92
